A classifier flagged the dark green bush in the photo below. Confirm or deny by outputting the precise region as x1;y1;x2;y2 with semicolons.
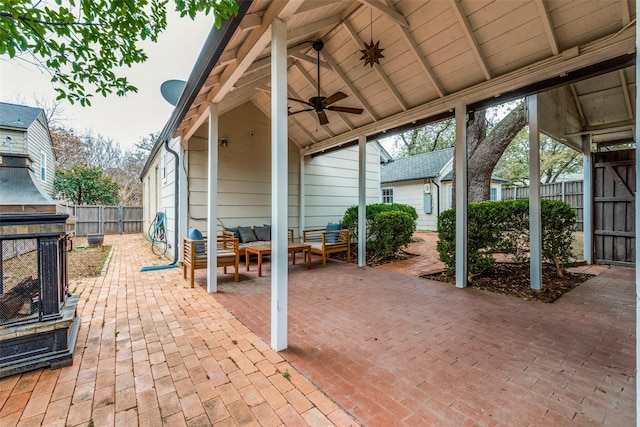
437;199;576;277
342;203;418;240
367;211;416;261
342;203;418;261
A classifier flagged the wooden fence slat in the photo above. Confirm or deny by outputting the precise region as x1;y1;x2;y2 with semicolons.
502;180;584;231
71;205;143;236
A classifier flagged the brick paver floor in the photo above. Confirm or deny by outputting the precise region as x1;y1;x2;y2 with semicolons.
0;234;357;427
1;234;634;426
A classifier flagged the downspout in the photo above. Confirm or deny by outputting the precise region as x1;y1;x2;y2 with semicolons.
165;139;180;265
433;180;441;217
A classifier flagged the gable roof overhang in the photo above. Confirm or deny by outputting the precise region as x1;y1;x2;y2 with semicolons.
143;0;637;179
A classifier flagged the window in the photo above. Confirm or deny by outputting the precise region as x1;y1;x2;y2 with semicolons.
161;152;167;182
40;151;46;182
490;187;498;201
382;188;394;204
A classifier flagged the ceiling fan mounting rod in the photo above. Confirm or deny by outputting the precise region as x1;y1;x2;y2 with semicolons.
313;40;324;100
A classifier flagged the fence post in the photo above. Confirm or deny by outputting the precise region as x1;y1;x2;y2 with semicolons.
99;206;103;234
561;181;566;202
119;206;124;235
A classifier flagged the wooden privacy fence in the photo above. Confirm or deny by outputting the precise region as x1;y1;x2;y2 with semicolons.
501;180;584;231
71;205;143;236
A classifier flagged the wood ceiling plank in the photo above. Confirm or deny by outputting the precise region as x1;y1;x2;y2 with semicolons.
286;15;342;41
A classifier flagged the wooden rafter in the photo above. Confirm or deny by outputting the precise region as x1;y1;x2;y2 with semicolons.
618;69;634;120
320;49;379;121
288;51;331;70
620;0;632;25
286;15;342;41
342;20;408;111
357;0;408;28
238;12;262;32
568;84;587;128
534;0;559;55
448;0;491;80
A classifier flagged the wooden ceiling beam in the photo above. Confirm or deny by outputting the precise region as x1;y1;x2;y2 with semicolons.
568;84;587;128
321;49;379;121
238;12;262;31
293;62;355;131
357;0;409;28
342;20;408;111
288;51;331;70
618;69;634;120
287;15;342;41
620;0;632;25
449;0;491;80
534;0;559;55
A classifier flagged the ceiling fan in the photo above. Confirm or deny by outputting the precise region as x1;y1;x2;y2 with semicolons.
288;40;363;125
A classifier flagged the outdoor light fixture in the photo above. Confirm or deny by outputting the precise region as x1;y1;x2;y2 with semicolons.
220;138;228;147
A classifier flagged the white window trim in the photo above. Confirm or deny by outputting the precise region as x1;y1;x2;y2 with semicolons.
382;187;394;204
40;151;46;182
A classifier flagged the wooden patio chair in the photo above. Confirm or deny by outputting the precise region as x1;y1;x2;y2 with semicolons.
183;234;239;287
302;228;350;266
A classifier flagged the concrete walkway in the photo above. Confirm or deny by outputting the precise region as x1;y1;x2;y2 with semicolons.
0;233;635;426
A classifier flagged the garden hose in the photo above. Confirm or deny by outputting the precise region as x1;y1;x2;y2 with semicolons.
148;212;168;256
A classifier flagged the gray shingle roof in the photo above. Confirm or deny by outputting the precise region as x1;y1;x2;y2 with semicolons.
381;147;454;183
0;102;42;129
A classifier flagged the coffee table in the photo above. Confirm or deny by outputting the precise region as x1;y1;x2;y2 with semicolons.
245;242;312;277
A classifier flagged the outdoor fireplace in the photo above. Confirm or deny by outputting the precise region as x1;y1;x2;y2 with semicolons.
0;153;79;378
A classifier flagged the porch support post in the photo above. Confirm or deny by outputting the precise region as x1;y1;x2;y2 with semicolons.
271;17;288;351
207;103;219;293
528;95;542;290
179;141;188;263
358;135;367;267
635;22;639;419
582;138;593;264
299;155;305;235
454;102;467;288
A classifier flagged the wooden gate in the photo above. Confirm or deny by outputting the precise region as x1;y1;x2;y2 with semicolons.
593;149;635;266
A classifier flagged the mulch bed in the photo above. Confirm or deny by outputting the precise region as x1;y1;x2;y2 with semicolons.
422;263;592;303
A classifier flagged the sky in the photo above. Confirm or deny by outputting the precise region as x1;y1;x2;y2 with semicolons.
0;10;214;152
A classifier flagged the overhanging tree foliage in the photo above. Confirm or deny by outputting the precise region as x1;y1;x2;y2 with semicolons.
55;164;120;205
1;1;239;105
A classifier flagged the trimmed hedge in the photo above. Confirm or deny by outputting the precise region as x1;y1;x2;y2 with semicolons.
437;199;576;277
342;203;417;261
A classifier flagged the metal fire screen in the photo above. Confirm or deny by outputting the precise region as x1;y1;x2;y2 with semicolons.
0;238;40;324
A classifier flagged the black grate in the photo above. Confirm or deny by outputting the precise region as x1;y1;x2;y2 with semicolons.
0;239;40;324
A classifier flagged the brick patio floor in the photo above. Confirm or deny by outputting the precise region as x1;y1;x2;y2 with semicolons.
0;233;635;426
0;234;357;427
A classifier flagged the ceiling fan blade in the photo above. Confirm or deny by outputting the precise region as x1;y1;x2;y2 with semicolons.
317;110;329;125
288;108;313;116
322;91;347;106
288;97;311;106
327;106;364;115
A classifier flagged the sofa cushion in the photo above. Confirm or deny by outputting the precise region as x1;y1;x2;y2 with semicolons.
238;226;257;243
325;223;341;243
254;225;271;241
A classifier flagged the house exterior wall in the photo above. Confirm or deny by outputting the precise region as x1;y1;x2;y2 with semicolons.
304;145;381;229
0;112;56;196
185;102;301;237
382;179;441;231
25;113;56;196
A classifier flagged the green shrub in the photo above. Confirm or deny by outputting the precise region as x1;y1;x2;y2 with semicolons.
368;211;416;261
342;203;417;240
437;199;576;278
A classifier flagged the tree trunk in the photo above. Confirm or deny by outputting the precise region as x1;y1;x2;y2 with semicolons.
453;102;526;205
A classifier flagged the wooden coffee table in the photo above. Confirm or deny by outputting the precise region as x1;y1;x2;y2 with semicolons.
245;242;311;277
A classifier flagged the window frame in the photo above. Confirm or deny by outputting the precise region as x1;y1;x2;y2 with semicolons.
382;187;394;204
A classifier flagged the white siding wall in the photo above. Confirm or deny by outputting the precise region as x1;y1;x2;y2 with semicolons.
25;113;56;196
186;102;300;236
382;180;440;231
304;144;380;229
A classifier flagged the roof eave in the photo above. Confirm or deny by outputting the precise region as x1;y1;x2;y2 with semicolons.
140;0;252;180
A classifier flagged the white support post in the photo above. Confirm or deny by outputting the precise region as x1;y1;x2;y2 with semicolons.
528;95;542;290
271;17;288;351
299;155;306;235
179;142;188;263
582;139;593;265
207;103;219;293
454;102;467;288
358;135;367;267
635;22;639;421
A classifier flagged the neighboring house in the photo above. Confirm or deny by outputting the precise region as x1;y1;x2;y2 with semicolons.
0;102;56;196
380;148;506;231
